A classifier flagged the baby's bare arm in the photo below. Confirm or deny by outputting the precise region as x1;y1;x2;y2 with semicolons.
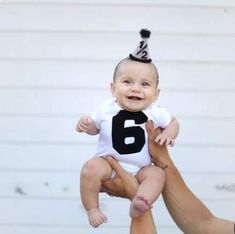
75;116;99;135
155;116;179;146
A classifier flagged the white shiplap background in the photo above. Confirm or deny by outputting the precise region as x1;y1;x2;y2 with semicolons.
0;1;235;233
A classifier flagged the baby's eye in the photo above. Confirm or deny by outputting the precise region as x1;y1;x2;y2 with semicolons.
142;82;150;87
123;80;131;84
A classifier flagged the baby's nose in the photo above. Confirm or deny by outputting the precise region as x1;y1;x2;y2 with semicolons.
131;83;141;91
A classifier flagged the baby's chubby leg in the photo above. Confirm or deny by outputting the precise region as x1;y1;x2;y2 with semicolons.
80;157;112;228
130;165;165;218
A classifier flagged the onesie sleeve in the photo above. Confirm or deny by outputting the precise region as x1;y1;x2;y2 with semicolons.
151;105;172;129
90;99;111;130
91;107;102;130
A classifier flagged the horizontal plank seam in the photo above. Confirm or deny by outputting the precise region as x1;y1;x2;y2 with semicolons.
0;141;235;147
2;113;235;120
0;2;235;9
1;57;235;65
1;86;235;93
0;168;234;175
0;196;123;201
1;30;235;38
0;222;130;228
0;196;233;202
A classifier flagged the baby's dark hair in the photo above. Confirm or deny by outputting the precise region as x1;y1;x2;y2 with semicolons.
113;57;159;85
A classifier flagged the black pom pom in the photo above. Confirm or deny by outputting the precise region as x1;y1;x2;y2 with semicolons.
140;28;151;38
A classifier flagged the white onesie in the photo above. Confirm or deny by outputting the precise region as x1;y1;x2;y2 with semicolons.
91;99;171;175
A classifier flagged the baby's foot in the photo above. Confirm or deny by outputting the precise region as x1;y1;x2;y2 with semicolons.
87;207;107;228
129;195;152;218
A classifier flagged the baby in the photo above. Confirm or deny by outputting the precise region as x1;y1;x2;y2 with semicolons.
76;29;179;228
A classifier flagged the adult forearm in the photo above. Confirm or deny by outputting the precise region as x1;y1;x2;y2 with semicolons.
162;160;213;233
154;152;234;234
130;210;157;234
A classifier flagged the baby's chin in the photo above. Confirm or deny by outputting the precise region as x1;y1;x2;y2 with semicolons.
125;103;150;112
116;100;148;112
122;106;145;112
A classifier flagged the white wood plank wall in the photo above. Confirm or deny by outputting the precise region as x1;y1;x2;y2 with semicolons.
0;0;235;233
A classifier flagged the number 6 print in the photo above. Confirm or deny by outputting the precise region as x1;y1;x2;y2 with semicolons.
112;110;148;154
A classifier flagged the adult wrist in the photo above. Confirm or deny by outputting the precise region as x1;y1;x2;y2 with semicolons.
160;163;168;170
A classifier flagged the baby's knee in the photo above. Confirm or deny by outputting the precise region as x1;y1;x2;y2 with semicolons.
152;166;166;183
81;158;100;177
81;157;111;179
138;165;166;183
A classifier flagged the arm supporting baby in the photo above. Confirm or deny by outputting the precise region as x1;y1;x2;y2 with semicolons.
101;156;157;234
146;120;234;234
101;121;235;234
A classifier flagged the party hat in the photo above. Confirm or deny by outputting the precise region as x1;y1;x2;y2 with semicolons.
129;28;152;63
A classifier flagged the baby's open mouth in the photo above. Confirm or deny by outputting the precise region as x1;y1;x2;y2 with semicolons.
128;96;142;100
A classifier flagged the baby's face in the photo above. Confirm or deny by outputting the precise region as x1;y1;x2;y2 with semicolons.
111;60;159;112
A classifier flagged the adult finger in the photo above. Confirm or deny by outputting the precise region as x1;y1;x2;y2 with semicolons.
105;156;127;179
146;121;162;141
145;120;156;141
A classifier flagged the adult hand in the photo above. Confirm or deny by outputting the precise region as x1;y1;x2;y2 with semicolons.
101;156;139;200
101;157;157;234
146;121;169;169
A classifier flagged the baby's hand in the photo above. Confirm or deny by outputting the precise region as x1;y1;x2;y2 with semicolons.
154;133;175;147
76;116;94;133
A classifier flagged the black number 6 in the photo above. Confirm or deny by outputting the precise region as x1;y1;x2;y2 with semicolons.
112;110;148;154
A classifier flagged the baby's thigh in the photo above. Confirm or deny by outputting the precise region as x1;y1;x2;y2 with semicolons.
81;157;113;180
136;165;165;183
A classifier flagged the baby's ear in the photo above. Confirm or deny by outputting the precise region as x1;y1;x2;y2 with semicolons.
154;88;160;101
157;88;160;96
110;82;115;96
